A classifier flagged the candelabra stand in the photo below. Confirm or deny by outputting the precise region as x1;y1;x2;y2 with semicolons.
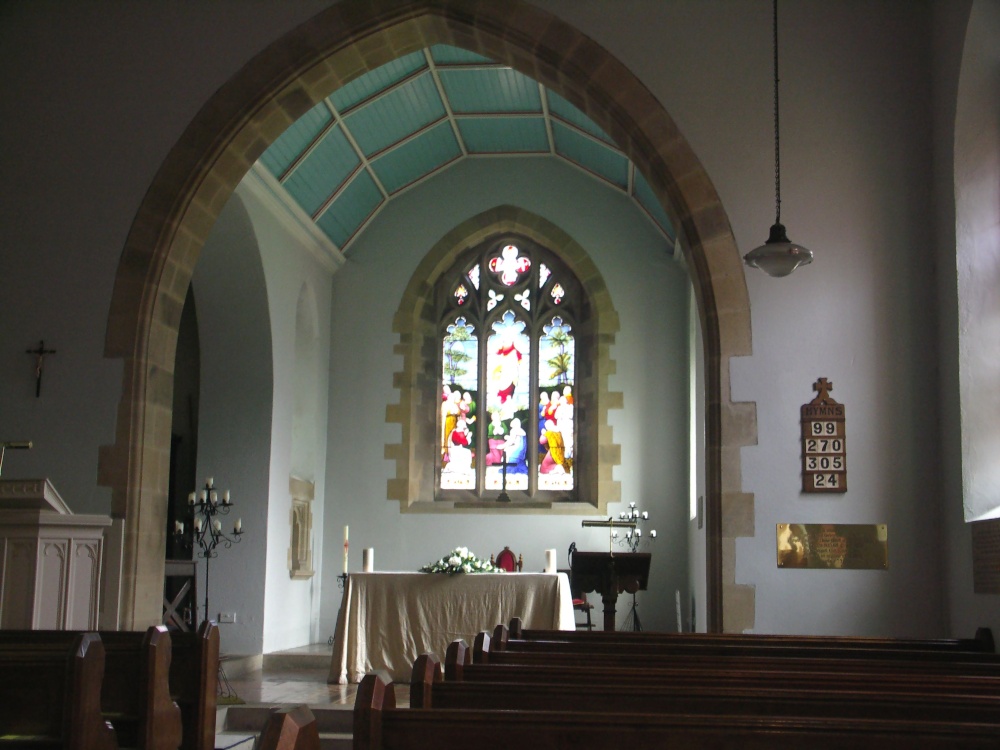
173;477;244;703
173;477;244;627
615;502;656;632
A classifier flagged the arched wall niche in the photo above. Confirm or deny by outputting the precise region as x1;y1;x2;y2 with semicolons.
100;0;755;633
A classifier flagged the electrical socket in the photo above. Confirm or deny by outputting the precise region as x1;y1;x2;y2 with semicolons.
218;612;236;623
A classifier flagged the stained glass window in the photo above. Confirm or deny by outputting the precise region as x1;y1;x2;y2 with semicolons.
436;238;583;501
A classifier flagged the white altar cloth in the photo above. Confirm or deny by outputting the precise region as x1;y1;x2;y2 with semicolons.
328;571;574;683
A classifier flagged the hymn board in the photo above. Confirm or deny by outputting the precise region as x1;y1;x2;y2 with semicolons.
801;378;846;493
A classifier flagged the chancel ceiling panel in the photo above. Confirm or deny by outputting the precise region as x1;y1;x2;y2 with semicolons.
257;44;676;256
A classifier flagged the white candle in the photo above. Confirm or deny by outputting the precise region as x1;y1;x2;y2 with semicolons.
223;490;231;504
544;549;556;574
642;511;648;520
210;490;218;505
174;520;183;533
194;517;203;532
187;492;195;505
343;525;349;573
363;548;374;572
199;489;207;502
235;518;242;534
213;519;221;532
207;477;214;488
650;530;657;538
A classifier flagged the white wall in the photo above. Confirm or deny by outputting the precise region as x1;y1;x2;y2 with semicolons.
191;194;273;655
320;156;691;638
954;1;1000;524
235;179;335;653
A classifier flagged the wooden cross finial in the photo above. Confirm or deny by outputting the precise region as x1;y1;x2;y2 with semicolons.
813;377;833;402
25;340;56;398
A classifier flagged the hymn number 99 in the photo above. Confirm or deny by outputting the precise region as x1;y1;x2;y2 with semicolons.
810;421;837;436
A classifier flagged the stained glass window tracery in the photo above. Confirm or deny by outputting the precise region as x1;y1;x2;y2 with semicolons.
437;238;583;502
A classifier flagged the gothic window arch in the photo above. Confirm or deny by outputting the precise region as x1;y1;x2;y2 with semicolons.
437;236;586;503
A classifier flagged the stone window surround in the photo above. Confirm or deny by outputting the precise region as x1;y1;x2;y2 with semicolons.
387;207;620;513
99;0;756;633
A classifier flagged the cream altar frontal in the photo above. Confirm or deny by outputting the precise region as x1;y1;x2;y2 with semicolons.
328;571;575;684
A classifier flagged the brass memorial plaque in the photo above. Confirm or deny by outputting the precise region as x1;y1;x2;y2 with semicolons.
777;523;887;569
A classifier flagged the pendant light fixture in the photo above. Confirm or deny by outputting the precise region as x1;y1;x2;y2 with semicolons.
743;0;813;277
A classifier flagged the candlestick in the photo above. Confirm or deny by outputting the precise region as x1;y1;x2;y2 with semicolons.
343;525;349;574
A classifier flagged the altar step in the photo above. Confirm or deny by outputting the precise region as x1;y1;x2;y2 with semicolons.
218;704;353;749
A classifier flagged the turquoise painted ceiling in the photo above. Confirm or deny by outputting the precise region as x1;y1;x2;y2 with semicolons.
257;44;675;254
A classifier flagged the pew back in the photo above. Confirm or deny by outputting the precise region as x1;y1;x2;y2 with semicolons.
0;633;117;750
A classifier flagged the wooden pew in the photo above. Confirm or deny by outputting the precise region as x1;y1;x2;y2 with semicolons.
444;638;1000;696
491;624;1000;665
355;670;1000;750
0;626;181;750
411;652;1000;725
508;618;996;653
168;620;220;750
472;631;1000;678
0;632;117;750
98;627;182;750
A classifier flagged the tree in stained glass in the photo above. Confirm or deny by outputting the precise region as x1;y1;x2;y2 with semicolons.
441;316;478;489
485;311;530;490
538;316;574;490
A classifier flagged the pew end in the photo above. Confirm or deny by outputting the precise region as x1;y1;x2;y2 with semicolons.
354;672;396;750
258;705;321;750
444;639;470;681
409;654;443;709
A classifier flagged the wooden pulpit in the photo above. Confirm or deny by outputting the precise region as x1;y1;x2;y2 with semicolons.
570;551;650;631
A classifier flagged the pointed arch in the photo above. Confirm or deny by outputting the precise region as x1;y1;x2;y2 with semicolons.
101;0;754;631
387;205;621;512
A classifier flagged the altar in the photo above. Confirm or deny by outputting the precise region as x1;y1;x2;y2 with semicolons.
328;571;574;683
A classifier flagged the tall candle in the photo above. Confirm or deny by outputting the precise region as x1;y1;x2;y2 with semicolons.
235;518;242;534
544;549;556;574
343;525;349;573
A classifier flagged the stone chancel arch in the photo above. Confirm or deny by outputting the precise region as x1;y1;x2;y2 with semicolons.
101;0;754;632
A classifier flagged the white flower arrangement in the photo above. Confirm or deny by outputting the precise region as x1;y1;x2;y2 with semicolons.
420;546;502;574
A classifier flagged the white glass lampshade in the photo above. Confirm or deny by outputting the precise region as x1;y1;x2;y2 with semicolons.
744;223;813;277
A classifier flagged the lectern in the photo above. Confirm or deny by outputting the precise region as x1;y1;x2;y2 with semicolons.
570;551;650;631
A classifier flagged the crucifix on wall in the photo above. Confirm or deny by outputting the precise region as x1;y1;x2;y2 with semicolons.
25;340;56;398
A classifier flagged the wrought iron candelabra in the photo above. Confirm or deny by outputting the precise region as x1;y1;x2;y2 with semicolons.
614;502;657;552
615;502;656;630
173;477;244;625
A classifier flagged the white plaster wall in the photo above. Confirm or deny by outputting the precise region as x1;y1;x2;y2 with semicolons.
320;157;691;639
955;1;1000;523
191;194;273;655
236;181;334;653
0;0;327;513
536;0;947;636
936;0;1000;636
